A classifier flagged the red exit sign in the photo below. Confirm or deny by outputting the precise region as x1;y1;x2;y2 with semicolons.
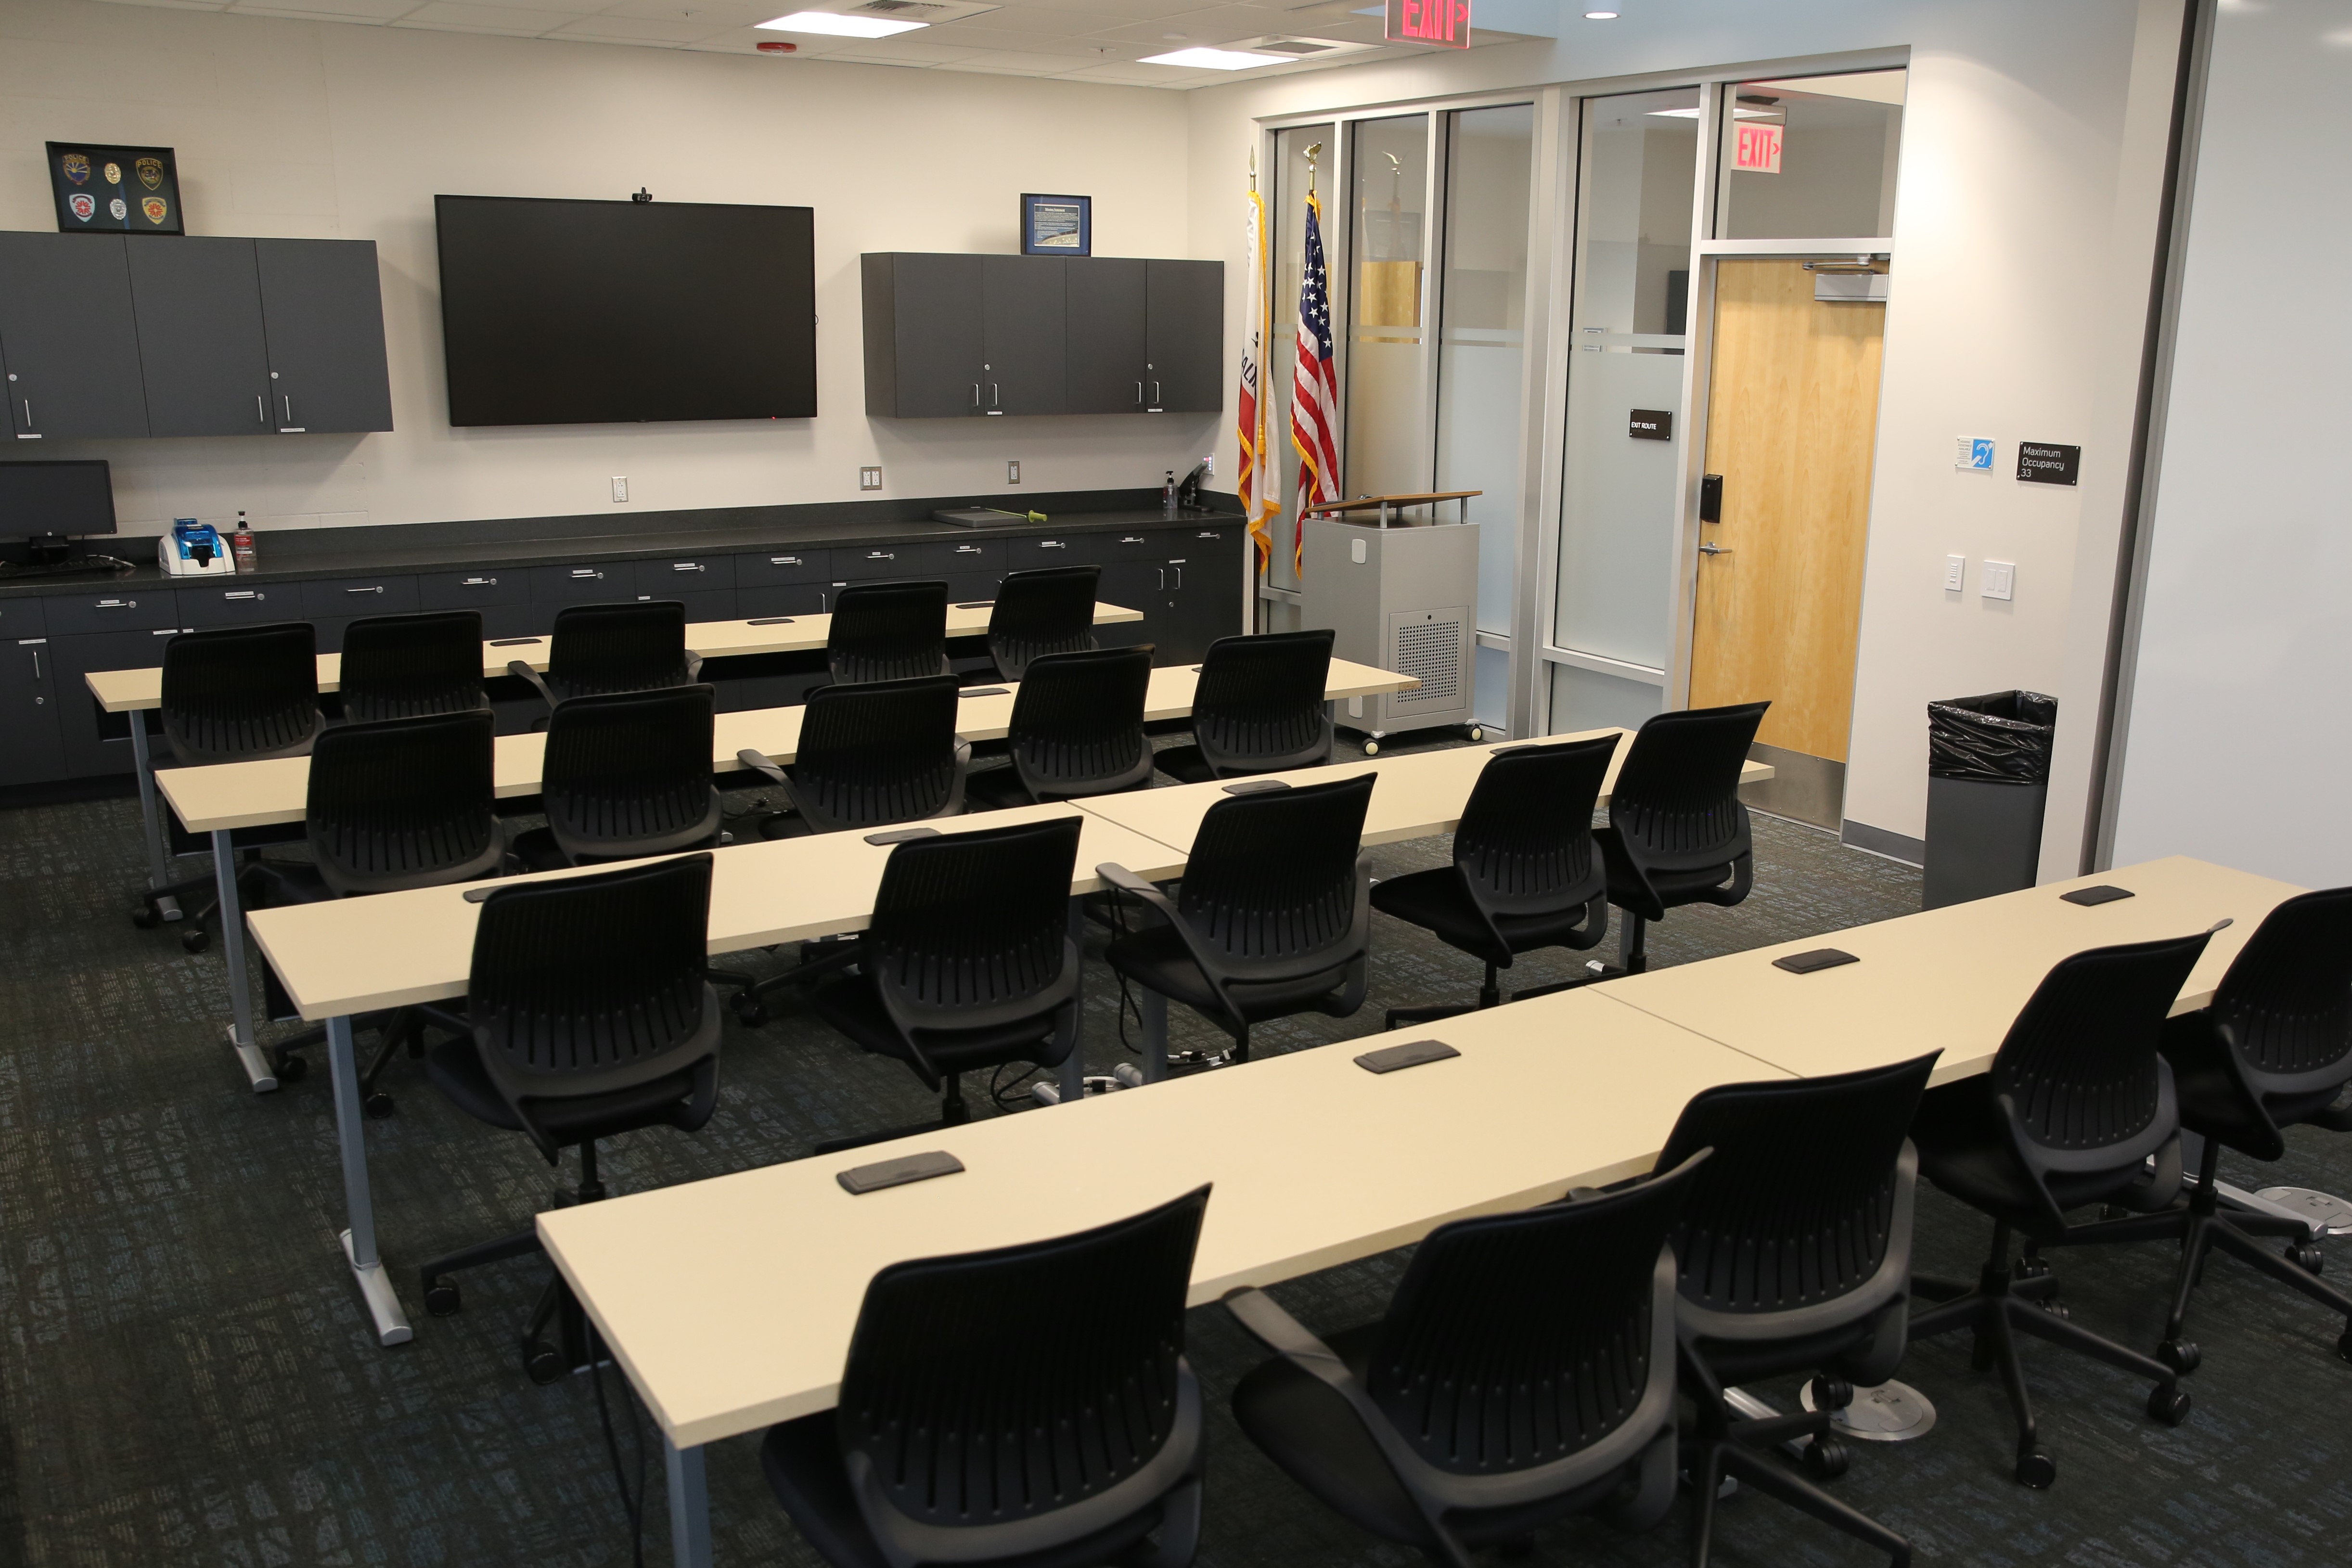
1386;0;1469;48
1734;121;1783;173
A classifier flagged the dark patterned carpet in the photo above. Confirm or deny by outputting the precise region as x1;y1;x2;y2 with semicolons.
3;738;2350;1568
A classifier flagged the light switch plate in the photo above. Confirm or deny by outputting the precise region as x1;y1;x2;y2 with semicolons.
1006;460;1020;484
859;466;882;491
609;476;628;503
1982;560;2016;601
1944;554;1966;591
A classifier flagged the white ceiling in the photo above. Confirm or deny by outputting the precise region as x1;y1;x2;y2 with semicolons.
93;0;1555;88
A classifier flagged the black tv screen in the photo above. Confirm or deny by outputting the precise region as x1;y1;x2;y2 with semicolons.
435;195;816;427
0;460;115;539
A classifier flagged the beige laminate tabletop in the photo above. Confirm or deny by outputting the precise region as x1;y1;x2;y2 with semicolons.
1599;856;2306;1088
244;803;1185;1021
81;600;1146;712
536;985;1783;1449
1076;728;1774;858
154;658;1418;835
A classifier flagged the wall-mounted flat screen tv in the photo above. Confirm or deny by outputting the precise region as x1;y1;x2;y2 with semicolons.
435;194;816;427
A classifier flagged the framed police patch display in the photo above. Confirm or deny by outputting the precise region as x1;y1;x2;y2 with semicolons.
1019;193;1091;256
48;142;184;235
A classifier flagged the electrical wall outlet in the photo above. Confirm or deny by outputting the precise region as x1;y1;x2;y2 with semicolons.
609;476;628;503
859;466;882;491
1944;554;1966;591
1007;460;1020;484
1981;560;2016;601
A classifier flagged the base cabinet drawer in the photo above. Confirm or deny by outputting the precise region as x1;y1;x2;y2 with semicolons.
301;575;420;620
419;569;528;612
44;591;179;636
531;563;627;609
179;584;292;626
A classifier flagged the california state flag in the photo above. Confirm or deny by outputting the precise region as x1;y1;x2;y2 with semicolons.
1238;185;1274;574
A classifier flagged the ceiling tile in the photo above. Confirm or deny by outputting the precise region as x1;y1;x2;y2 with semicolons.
939;47;1093;70
545;12;717;37
227;0;414;19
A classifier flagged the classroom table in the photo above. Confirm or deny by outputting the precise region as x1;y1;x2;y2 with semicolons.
244;803;1190;1351
163;658;1418;1091
86;600;1145;921
536;987;1782;1568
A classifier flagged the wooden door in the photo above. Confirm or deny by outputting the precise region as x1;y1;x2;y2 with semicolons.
1689;258;1884;763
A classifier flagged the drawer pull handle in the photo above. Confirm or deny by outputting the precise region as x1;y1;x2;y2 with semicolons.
867;552;894;561
770;556;804;566
226;591;259;601
956;545;981;554
571;569;602;579
97;598;134;608
462;577;497;588
1197;531;1221;540
671;563;704;572
1040;541;1066;550
1121;536;1145;544
346;585;386;594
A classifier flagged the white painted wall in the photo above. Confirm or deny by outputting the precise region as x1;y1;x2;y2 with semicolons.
0;0;1216;536
1183;0;2185;848
2107;0;2352;885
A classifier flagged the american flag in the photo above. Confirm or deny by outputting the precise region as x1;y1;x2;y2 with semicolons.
1288;192;1341;574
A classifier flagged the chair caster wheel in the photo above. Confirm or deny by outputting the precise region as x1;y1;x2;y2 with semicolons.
2015;1450;2056;1489
2147;1384;2192;1427
2158;1339;2200;1375
271;1053;308;1084
525;1341;567;1385
1802;1437;1850;1480
734;999;767;1028
1466;726;1485;743
2336;1328;2352;1365
2289;1243;2326;1275
1362;740;1380;757
363;1092;395;1118
130;905;160;929
2014;1255;2051;1281
424;1280;461;1317
180;928;210;954
1807;1375;1853;1412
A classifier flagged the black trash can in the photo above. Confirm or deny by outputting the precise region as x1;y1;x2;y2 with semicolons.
1922;690;2057;909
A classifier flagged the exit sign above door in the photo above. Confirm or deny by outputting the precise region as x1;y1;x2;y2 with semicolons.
1735;122;1783;173
1386;0;1469;48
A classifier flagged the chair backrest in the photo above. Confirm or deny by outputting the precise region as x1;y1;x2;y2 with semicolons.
1362;1150;1704;1487
826;580;951;686
866;816;1082;1039
1190;629;1335;775
158;622;322;764
1453;735;1618;920
1992;931;2214;1180
544;601;693;701
987;565;1101;680
337;610;487;724
2208;886;2352;1097
1656;1053;1936;1333
1176;772;1372;980
837;1186;1209;1555
541;684;722;862
792;673;964;832
467;853;716;1121
305;709;502;898
1006;645;1154;801
1608;702;1766;874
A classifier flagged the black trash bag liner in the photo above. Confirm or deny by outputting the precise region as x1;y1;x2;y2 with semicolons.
1927;690;2056;784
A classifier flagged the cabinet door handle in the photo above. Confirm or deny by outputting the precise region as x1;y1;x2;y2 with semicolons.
346;585;385;594
1152;381;1162;403
1134;382;1142;404
21;399;30;427
1172;566;1183;589
462;576;497;588
256;395;266;424
1157;568;1165;590
28;646;41;680
990;383;999;407
283;394;293;422
972;384;980;408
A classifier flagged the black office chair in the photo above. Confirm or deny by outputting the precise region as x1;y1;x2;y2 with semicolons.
965;645;1155;810
1662;1054;1939;1568
507;601;700;714
1099;772;1373;1069
252;708;510;1100
337;610;488;723
132;622;325;950
1372;735;1617;1027
764;1185;1210;1568
789;816;1082;1149
417;853;722;1384
1154;629;1335;784
513;684;725;869
738;673;970;839
983;564;1101;681
1224;1151;1708;1568
1906;932;2213;1487
2045;887;2352;1372
1556;700;1767;986
825;579;952;687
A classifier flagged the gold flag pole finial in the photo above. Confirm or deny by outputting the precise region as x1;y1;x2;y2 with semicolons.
1305;141;1323;196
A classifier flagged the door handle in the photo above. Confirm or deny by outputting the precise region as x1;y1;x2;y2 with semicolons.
1698;542;1734;556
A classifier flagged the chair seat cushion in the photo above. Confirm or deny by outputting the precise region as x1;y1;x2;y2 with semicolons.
1153;744;1220;784
1912;1078;2150;1228
423;1037;710;1146
1371;870;1602;966
761;1410;1168;1568
1105;924;1353;1027
809;973;1067;1082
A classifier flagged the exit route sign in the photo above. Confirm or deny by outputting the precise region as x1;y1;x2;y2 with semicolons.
1386;0;1469;48
1735;121;1783;173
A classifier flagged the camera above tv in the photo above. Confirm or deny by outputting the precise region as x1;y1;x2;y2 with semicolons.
434;194;816;427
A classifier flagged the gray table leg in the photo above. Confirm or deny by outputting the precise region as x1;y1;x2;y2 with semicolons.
1140;990;1170;1084
128;720;180;917
1060;896;1086;1103
2181;1129;2323;1239
212;828;276;1093
329;1014;413;1348
665;1435;712;1568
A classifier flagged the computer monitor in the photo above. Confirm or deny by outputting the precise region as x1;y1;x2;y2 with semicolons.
0;460;123;574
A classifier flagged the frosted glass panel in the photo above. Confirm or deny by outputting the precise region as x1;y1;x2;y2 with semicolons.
1553;87;1696;688
1347;114;1430;498
1475;643;1508;729
1719;70;1903;240
1550;661;1663;734
1436;103;1533;638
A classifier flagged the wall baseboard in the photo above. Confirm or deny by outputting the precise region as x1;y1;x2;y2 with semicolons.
1840;818;1926;866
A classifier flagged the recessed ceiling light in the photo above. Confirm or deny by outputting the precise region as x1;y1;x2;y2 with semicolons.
1139;45;1282;69
1583;9;1617;17
755;10;926;36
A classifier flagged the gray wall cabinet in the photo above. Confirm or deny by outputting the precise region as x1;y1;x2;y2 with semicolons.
0;232;152;439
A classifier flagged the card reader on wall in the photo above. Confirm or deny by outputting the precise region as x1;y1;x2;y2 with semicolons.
159;518;233;578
